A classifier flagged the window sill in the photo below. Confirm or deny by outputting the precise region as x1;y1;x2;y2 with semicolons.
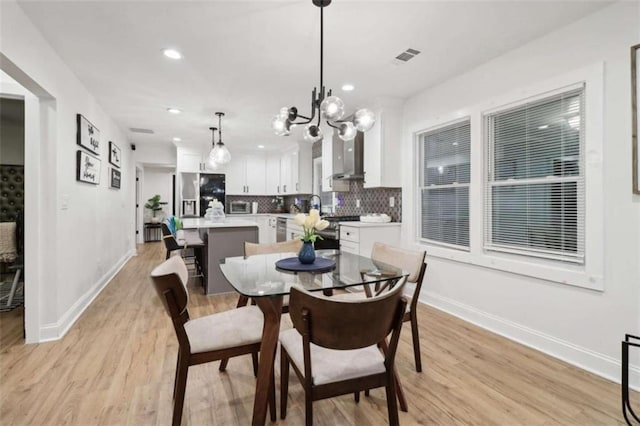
418;242;603;292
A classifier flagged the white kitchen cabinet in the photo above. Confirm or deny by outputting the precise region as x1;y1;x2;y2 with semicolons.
280;152;292;194
266;154;281;195
289;143;312;194
363;103;403;188
226;155;267;195
339;223;401;257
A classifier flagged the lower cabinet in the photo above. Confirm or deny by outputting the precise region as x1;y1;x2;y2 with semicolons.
339;224;401;256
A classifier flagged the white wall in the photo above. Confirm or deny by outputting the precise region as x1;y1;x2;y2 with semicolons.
1;1;136;340
134;142;176;166
402;2;640;385
142;167;174;221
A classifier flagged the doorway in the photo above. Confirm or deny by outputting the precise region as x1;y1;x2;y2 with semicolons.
0;96;25;345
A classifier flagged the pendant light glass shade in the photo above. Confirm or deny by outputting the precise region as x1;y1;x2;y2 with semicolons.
338;122;358;141
211;142;231;164
354;108;376;132
303;124;323;142
271;114;290;136
320;96;345;120
207;152;219;169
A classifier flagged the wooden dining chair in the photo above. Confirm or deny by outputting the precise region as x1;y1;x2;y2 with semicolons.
236;239;303;313
150;255;275;426
279;281;407;426
336;242;427;373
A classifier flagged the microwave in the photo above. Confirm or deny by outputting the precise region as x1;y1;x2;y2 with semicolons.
229;200;251;214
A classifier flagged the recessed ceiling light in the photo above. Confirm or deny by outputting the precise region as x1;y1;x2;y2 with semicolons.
167;108;182;114
538;124;549;130
341;84;355;91
162;48;183;60
258;145;265;149
452;142;458;146
173;137;181;142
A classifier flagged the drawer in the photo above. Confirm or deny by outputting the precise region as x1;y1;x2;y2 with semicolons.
339;240;359;255
340;226;360;242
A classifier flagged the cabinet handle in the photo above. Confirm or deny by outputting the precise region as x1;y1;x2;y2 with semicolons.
277;185;280;193
283;184;287;192
296;182;299;191
246;185;249;193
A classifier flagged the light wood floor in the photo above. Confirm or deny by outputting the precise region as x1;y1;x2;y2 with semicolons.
0;242;627;425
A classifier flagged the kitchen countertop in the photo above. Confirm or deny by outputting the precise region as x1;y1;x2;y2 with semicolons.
338;221;402;228
182;218;259;229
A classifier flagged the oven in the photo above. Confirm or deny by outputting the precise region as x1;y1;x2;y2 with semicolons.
314;215;360;250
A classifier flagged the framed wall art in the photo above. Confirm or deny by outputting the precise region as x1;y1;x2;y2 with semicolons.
109;141;122;168
76;114;100;155
76;150;101;185
633;43;640;194
110;168;121;189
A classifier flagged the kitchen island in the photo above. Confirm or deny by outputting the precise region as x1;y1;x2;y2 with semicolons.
182;218;259;295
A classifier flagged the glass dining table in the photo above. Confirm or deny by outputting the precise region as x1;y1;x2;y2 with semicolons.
219;249;408;426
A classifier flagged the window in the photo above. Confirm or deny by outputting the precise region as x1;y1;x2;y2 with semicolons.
485;87;584;263
418;120;470;248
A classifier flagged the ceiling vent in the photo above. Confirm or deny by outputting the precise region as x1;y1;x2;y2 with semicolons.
129;127;154;134
393;48;421;65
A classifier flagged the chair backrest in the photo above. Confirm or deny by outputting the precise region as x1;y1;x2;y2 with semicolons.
150;255;190;318
244;239;303;256
289;279;407;351
161;223;182;252
371;242;425;284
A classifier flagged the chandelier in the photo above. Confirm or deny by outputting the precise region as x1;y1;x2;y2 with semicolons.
271;0;375;142
208;112;231;166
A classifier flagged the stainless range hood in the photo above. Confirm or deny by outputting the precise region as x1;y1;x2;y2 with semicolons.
330;130;364;180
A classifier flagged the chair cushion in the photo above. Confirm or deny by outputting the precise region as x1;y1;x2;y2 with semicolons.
279;328;386;386
184;306;263;354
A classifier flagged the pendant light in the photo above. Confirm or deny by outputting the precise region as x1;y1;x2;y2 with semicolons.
209;112;231;165
271;0;375;142
207;127;219;168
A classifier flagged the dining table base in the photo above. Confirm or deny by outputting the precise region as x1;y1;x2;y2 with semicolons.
252;296;283;425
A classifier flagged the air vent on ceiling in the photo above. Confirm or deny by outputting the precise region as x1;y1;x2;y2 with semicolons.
129;127;154;134
393;48;421;65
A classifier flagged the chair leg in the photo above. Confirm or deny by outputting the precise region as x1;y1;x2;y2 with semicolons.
410;313;423;372
173;352;181;399
6;268;21;307
395;372;408;412
385;374;400;426
305;391;313;426
280;348;289;419
219;358;229;372
364;389;370;397
354;392;360;403
173;355;189;426
252;352;259;378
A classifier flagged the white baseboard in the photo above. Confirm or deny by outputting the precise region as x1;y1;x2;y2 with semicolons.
38;249;135;342
420;290;640;391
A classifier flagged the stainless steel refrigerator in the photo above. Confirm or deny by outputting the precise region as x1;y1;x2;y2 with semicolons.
199;173;225;217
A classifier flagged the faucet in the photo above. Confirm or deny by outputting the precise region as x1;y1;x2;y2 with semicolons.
309;194;321;212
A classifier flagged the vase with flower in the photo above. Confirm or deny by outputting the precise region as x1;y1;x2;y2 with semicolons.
294;209;329;264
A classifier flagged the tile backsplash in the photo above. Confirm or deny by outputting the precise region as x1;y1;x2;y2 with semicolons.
333;181;402;222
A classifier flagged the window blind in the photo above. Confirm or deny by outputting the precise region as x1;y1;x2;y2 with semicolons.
419;120;470;248
485;87;585;263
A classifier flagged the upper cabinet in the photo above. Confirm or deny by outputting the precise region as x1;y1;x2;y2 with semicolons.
226;155;266;195
178;144;311;196
266;144;312;195
177;145;226;174
363;103;403;188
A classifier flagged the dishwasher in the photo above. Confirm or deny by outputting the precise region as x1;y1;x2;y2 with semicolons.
276;217;287;242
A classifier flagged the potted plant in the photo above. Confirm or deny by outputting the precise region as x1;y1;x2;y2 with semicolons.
293;209;329;264
145;194;163;224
